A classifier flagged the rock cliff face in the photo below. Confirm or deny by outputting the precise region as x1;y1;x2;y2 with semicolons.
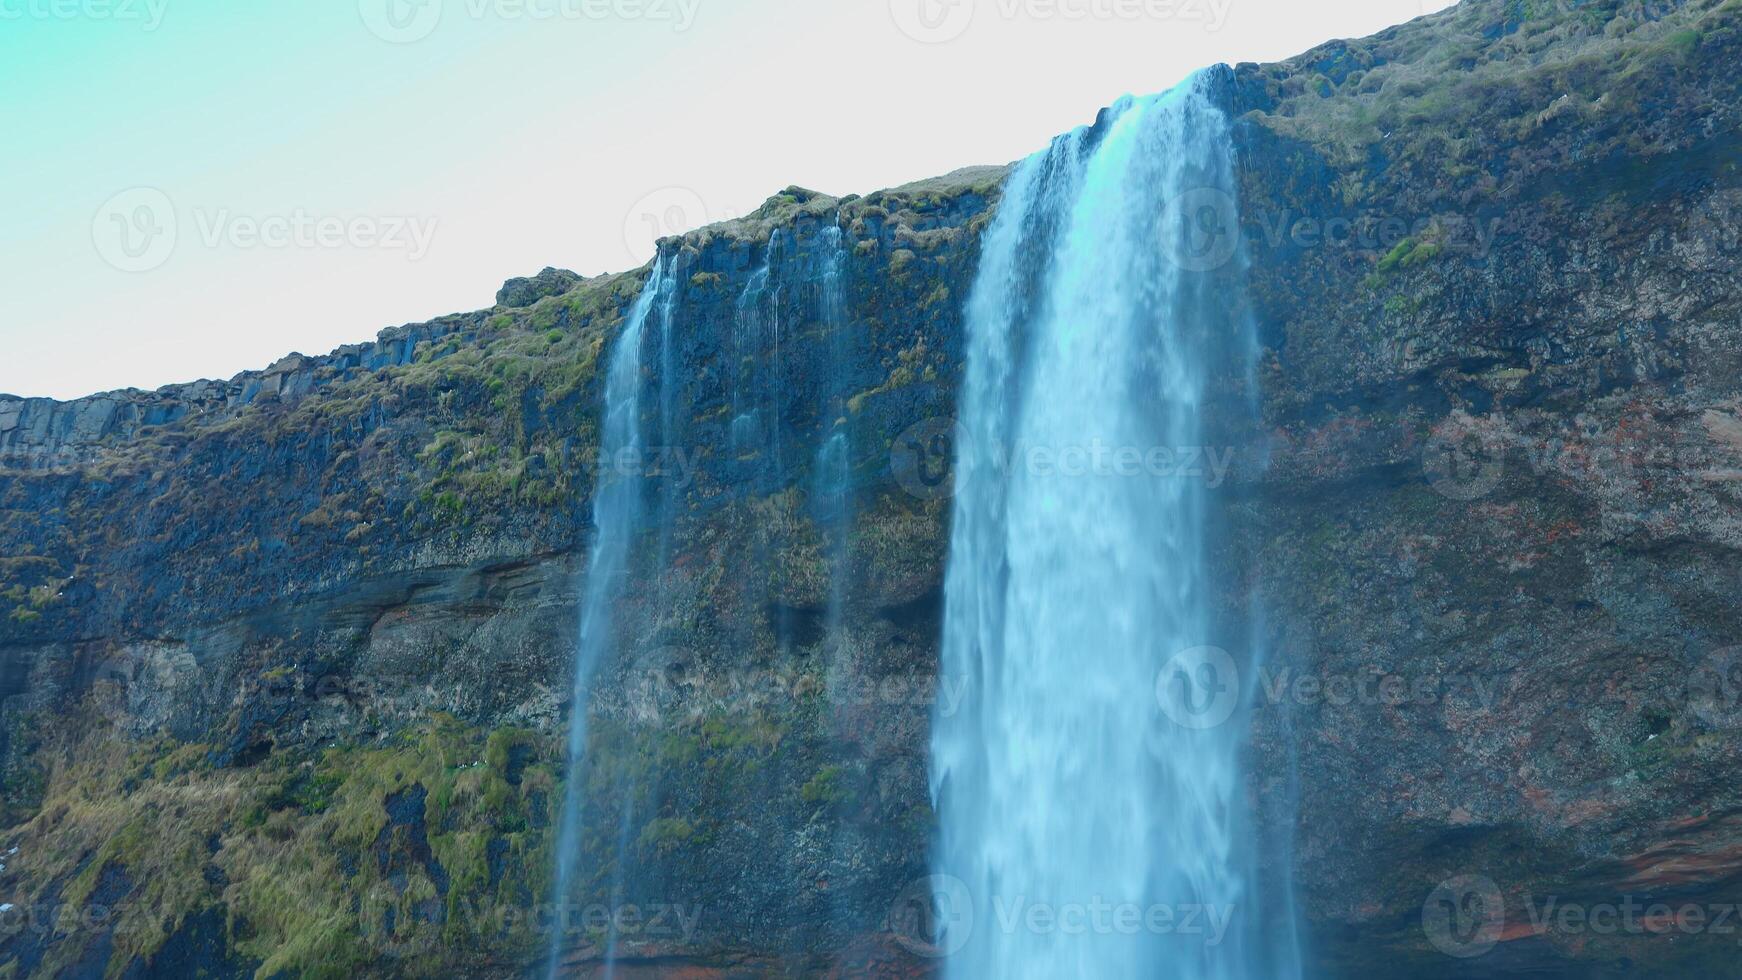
2;0;1739;976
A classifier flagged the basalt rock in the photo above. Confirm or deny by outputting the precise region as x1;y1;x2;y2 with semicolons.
2;0;1740;976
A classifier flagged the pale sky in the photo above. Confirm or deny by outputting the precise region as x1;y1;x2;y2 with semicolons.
1;0;1454;401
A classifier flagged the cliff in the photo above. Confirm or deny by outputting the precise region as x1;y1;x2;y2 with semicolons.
1;0;1740;976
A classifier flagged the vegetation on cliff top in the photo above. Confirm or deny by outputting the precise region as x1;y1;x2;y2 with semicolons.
1247;0;1740;207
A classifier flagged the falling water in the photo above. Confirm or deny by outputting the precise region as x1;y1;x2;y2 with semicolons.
547;257;670;979
929;73;1292;978
731;235;788;494
813;225;852;644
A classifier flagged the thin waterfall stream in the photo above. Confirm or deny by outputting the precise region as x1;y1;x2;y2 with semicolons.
546;258;670;979
814;224;852;647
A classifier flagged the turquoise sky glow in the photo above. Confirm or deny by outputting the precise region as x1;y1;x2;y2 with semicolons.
1;0;1451;399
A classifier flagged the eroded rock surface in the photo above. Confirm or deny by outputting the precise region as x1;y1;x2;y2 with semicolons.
1;0;1739;975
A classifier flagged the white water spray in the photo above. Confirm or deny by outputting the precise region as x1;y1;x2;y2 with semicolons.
929;73;1292;978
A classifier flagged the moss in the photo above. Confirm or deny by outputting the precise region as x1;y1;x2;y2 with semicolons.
1384;294;1419;318
151;743;212;783
485;727;539;775
1377;238;1416;274
1665;27;1703;57
1375;237;1442;276
225;718;558;974
636;816;695;852
4;717;563;978
1255;0;1736;205
846;336;933;414
1404;241;1442;267
431;491;465;521
799;765;848;806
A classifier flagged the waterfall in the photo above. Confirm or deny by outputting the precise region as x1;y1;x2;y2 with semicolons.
733;237;786;495
929;72;1292;978
814;225;852;646
547;257;670;979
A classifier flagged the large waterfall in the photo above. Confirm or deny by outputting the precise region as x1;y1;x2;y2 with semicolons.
929;73;1292;978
